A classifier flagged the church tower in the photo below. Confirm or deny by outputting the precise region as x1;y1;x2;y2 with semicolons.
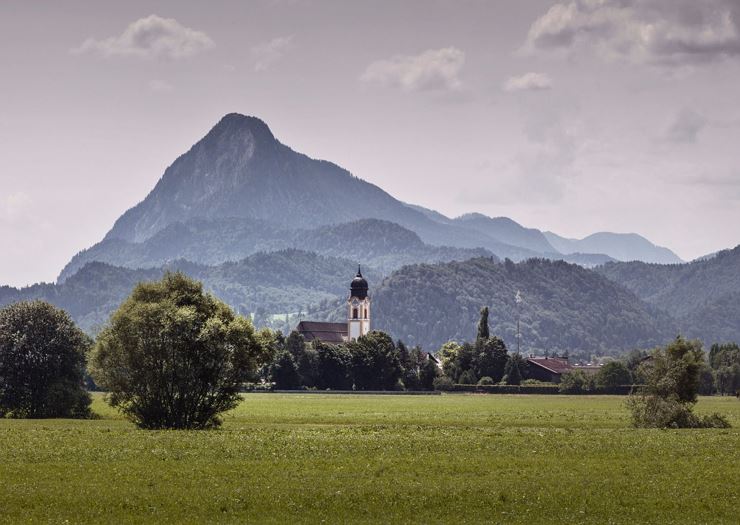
347;266;370;341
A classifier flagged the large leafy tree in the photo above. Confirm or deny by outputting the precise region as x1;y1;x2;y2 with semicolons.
474;336;508;382
347;331;402;390
0;301;92;418
476;306;490;341
314;341;352;390
90;272;269;429
504;353;527;385
270;351;301;389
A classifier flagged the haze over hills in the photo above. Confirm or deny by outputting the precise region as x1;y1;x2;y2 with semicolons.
3;250;379;334
597;246;740;319
544;231;683;264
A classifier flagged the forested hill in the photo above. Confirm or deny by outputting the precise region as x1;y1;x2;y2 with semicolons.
596;245;740;343
59;218;492;282
596;245;740;317
2;250;380;334
371;257;675;356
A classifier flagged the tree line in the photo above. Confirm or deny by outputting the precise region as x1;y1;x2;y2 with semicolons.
1;272;737;430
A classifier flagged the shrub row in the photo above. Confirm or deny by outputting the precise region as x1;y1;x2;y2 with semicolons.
438;384;636;395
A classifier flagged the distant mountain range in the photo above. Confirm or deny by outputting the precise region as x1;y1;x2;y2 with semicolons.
545;231;682;264
1;112;734;357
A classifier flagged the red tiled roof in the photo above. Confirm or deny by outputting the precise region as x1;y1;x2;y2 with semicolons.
295;321;347;344
527;357;573;375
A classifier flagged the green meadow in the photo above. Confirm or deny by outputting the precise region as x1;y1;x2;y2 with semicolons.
1;394;738;524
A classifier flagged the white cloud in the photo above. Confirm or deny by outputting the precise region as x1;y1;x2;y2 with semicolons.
523;0;740;66
504;72;553;92
73;15;214;60
664;108;706;143
251;36;294;72
360;47;465;92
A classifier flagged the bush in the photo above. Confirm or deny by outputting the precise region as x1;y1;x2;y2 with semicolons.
626;395;730;429
477;376;494;386
594;361;632;389
558;370;592;393
458;369;477;385
433;376;454;391
90;273;269;429
522;379;550;386
627;337;731;429
0;301;92;419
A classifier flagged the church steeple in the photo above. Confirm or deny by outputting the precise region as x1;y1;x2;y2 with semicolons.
350;265;369;300
347;266;370;340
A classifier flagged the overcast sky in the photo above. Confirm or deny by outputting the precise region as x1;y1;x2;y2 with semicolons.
2;0;740;286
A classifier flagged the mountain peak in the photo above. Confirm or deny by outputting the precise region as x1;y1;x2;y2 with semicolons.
209;113;275;142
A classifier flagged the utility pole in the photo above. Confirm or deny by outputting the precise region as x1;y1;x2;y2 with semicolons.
515;290;522;355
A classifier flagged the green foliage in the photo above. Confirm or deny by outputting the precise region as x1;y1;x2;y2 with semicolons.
558;370;593;394
626;395;730;429
432;375;454;391
373;257;674;355
504;353;526;385
89;272;268;429
477;376;494;386
628;337;731;428
398;343;437;391
598;247;740;345
594;361;632;388
707;342;740;395
347;331;402;390
270;351;301;389
640;337;704;403
313;341;352;390
477;306;490;341
0;301;92;419
474;336;509;382
708;342;740;369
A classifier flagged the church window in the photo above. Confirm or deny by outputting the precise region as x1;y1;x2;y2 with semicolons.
352;308;358;319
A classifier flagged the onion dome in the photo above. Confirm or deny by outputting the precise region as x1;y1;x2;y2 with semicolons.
350;265;369;299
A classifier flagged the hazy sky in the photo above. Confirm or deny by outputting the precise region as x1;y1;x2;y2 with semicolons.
2;0;740;286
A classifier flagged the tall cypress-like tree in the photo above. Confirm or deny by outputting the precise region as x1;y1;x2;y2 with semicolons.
476;306;490;342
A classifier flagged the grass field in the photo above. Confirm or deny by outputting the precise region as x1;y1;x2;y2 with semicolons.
1;394;738;524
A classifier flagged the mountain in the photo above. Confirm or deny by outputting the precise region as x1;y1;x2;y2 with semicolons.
101;113;527;257
544;231;683;264
596;245;740;345
596;245;740;318
368;257;674;356
452;213;557;254
60;217;492;282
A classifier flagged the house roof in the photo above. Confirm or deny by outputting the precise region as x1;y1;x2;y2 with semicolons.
295;321;347;344
527;357;573;375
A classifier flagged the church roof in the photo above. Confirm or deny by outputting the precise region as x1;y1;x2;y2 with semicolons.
295;321;347;344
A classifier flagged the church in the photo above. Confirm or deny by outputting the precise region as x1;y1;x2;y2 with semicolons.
295;267;371;344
